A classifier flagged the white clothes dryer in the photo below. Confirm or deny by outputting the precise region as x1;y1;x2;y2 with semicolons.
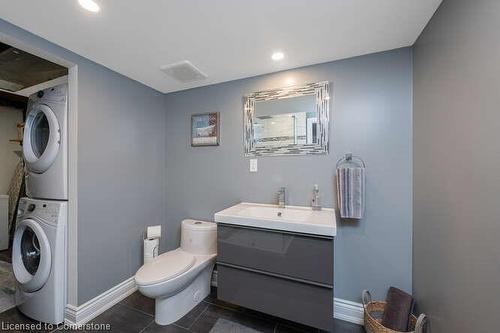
23;84;68;200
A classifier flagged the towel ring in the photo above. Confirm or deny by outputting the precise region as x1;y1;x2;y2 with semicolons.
336;153;365;168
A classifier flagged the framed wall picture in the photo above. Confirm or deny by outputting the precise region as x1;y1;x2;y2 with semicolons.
191;112;220;146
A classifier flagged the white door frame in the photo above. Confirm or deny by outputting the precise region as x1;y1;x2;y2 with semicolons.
0;32;79;308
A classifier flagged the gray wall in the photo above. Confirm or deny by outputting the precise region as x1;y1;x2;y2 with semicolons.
76;57;166;304
413;1;500;332
0;106;23;194
0;18;167;305
164;48;413;302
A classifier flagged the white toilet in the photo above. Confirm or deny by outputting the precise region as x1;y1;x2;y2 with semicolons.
135;219;217;325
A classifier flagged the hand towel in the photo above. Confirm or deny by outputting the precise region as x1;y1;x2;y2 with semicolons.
336;166;365;219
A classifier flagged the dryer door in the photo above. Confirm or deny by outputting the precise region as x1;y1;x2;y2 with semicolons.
23;104;61;174
12;219;52;293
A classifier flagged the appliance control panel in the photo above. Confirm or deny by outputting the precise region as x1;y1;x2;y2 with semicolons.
31;84;67;104
17;199;64;224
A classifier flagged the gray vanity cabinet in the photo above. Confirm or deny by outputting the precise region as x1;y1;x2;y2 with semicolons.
216;224;334;331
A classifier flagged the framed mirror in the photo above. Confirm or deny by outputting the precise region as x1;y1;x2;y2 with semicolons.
244;81;330;156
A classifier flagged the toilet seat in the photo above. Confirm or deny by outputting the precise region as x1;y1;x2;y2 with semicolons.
135;250;195;286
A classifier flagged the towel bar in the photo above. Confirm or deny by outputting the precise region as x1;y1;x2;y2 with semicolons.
336;153;365;168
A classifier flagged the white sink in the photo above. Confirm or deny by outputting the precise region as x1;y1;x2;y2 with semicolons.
214;202;336;237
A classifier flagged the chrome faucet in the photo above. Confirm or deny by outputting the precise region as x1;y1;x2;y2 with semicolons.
277;187;286;208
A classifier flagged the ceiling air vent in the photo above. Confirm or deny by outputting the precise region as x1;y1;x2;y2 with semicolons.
160;60;207;83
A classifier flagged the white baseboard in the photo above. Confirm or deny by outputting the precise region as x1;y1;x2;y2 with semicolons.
64;277;137;326
334;298;364;325
211;269;218;287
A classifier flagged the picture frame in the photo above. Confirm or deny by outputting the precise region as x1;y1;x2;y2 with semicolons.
191;112;220;147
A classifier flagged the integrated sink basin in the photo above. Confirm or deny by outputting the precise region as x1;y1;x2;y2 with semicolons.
214;202;336;236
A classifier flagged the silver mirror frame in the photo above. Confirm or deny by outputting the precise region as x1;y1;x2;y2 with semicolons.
244;81;330;156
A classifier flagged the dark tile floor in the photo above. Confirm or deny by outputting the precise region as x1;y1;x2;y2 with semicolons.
0;288;365;333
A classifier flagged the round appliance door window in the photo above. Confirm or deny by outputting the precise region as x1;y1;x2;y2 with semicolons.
12;219;51;293
30;111;50;158
23;104;61;174
21;227;41;275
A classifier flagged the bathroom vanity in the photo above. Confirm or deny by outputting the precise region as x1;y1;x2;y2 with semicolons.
214;203;336;331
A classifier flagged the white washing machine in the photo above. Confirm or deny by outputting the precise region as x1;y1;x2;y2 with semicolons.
13;198;66;324
23;84;68;200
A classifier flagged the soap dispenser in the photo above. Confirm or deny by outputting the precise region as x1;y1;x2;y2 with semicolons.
311;184;322;211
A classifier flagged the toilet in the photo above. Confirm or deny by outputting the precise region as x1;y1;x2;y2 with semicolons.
135;219;217;325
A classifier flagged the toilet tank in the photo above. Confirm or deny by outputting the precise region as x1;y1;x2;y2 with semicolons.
181;219;217;255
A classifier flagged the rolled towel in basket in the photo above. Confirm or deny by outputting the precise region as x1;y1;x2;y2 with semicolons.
336;166;365;219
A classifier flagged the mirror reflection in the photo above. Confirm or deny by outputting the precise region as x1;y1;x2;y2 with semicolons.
254;95;318;147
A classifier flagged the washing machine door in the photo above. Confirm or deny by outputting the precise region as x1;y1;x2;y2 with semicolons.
23;104;61;174
13;219;52;293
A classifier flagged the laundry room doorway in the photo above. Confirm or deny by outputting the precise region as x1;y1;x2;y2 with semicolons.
0;36;78;317
0;90;26;313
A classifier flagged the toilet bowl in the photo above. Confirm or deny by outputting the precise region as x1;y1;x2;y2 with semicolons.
135;219;217;325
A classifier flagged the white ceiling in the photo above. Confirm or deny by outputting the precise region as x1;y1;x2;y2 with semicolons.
0;0;441;93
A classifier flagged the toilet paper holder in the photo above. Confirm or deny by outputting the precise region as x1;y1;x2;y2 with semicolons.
143;225;161;264
146;225;161;239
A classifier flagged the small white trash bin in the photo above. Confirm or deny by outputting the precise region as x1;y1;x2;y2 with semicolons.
0;195;8;251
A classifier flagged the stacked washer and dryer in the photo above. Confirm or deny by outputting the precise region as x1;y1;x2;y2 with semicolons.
12;84;68;324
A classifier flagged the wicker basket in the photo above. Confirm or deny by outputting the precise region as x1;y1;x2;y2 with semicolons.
362;290;427;333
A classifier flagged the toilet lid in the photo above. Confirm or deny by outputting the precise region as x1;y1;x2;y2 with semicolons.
135;250;195;286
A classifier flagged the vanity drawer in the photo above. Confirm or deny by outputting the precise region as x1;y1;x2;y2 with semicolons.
217;224;333;285
217;264;333;331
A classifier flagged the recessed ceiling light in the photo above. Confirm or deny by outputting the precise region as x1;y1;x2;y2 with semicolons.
271;52;284;61
78;0;100;12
